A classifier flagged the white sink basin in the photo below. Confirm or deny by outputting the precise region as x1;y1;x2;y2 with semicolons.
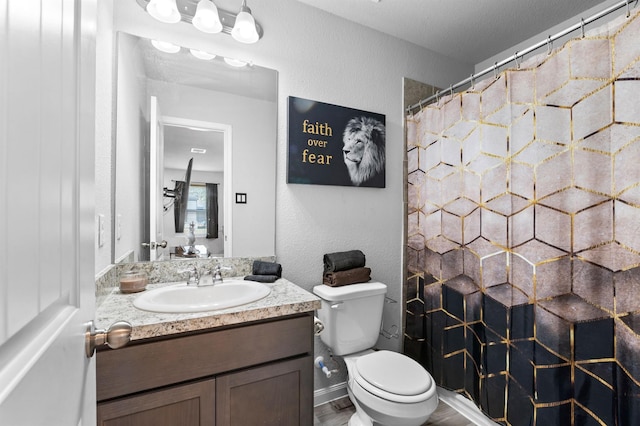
133;280;271;313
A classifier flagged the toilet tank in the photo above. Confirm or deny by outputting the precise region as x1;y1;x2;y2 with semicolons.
313;282;387;356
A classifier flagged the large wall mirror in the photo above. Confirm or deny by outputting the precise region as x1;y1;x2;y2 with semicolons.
114;32;277;263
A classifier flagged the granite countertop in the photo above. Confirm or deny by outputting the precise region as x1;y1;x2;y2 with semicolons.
95;278;321;341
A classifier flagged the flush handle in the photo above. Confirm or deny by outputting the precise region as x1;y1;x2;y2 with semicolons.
85;320;132;358
330;302;344;310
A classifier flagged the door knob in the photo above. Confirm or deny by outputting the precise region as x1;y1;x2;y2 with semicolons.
141;240;168;249
85;320;132;358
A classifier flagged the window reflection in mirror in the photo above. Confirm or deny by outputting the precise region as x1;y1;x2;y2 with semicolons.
186;184;208;238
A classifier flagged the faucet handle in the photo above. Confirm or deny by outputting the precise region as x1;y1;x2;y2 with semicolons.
211;265;232;283
178;265;200;285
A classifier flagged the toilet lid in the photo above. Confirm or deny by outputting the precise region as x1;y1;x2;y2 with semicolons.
355;350;432;396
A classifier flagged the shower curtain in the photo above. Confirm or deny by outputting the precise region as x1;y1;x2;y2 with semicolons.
405;8;640;426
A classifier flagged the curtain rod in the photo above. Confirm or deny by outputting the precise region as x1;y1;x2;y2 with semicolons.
406;0;637;114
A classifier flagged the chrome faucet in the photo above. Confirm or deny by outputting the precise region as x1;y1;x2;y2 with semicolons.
179;265;200;286
212;265;224;284
179;265;231;286
211;265;232;284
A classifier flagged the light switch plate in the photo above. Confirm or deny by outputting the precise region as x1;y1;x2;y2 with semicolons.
235;193;247;204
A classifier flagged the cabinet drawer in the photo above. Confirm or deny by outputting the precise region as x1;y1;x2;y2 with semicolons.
97;314;313;401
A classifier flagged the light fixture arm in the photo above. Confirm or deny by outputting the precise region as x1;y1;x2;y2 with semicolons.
239;0;250;14
136;0;263;40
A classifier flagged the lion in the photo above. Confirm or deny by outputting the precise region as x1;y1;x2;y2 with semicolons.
342;116;386;186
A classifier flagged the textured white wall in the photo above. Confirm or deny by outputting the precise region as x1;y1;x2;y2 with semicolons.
476;0;621;73
100;0;472;392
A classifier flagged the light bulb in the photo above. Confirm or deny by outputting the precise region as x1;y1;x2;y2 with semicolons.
151;40;181;53
224;57;248;67
190;49;216;61
193;0;223;34
146;0;181;24
231;3;259;44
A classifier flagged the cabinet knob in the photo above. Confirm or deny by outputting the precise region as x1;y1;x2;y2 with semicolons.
85;320;132;358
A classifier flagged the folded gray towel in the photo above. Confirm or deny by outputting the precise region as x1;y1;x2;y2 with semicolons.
244;274;278;283
252;260;282;277
323;267;371;287
323;250;366;273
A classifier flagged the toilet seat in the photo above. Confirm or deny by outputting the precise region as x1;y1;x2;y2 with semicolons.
354;351;435;404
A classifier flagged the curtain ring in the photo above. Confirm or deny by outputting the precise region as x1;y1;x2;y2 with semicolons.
470;74;475;90
493;62;499;80
627;0;631;18
547;35;553;55
580;18;585;37
626;0;636;17
418;99;424;111
514;51;520;69
435;91;440;105
449;84;453;97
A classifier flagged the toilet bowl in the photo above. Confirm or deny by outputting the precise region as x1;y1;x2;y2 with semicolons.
343;350;438;426
313;282;438;426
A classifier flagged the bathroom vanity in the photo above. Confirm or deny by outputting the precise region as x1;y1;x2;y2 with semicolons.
95;279;320;426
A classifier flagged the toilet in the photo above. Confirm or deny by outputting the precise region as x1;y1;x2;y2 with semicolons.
313;282;438;426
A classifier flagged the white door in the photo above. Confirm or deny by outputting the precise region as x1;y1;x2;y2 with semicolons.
0;0;98;424
148;96;166;261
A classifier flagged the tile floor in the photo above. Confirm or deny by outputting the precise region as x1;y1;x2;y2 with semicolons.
313;396;477;426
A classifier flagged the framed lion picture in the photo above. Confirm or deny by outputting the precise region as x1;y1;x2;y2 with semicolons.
287;96;386;188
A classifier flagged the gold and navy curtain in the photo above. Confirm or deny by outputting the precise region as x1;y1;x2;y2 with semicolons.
405;9;640;425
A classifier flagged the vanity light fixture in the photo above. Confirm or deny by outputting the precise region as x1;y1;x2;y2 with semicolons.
191;148;207;154
151;39;181;53
223;57;248;67
138;0;263;43
192;0;223;34
146;0;181;23
189;48;216;60
231;0;260;44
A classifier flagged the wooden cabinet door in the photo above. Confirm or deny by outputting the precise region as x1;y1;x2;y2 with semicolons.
216;356;313;426
97;379;215;426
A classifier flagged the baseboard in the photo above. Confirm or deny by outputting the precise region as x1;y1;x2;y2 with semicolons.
313;382;348;407
436;387;499;426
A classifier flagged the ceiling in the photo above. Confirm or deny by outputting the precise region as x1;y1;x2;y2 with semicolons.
163;125;224;173
296;0;608;65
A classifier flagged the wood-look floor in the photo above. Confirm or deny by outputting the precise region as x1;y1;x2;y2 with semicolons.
313;396;476;426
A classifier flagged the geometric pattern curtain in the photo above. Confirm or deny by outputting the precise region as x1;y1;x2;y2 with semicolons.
405;9;640;425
